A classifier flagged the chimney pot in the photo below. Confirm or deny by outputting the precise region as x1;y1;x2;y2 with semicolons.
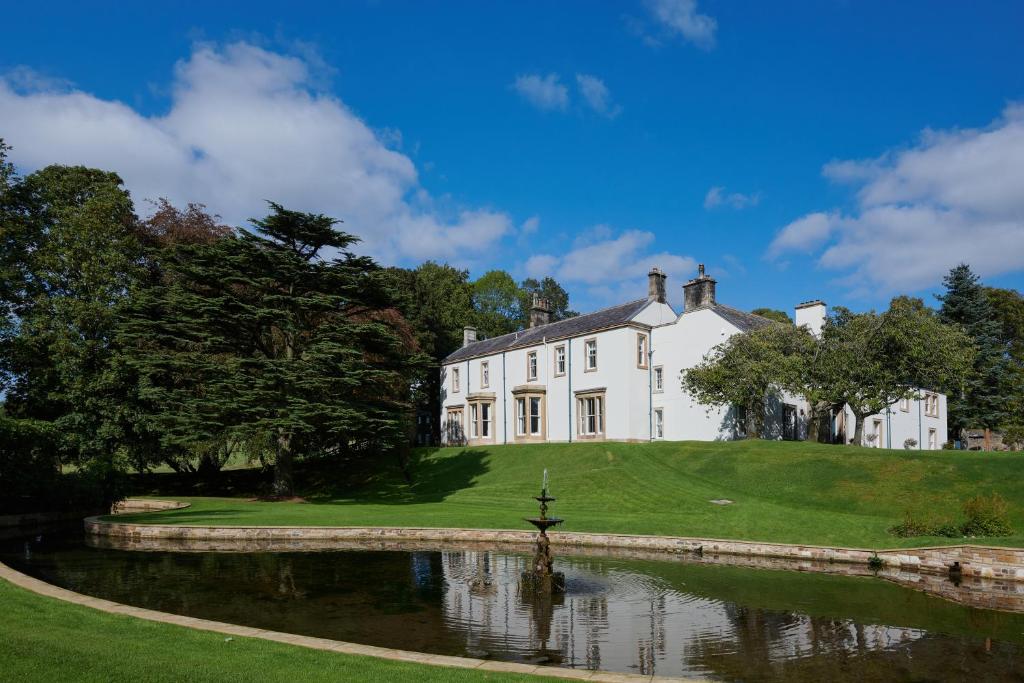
648;267;668;303
683;264;716;312
529;294;552;328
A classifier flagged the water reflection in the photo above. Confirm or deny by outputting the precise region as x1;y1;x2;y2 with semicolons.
3;535;1023;681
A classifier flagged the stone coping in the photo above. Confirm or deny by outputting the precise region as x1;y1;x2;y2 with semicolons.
0;560;697;682
111;498;190;514
88;506;1024;583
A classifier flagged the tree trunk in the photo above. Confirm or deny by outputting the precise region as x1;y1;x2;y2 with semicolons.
273;431;294;498
806;402;820;443
746;398;763;439
851;414;864;446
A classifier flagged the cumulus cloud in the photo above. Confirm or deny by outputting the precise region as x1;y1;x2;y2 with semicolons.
512;73;569;112
643;0;717;50
575;74;620;118
703;185;761;210
0;42;512;264
768;104;1024;292
524;226;696;307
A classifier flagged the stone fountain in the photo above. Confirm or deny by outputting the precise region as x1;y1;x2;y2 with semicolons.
521;469;565;594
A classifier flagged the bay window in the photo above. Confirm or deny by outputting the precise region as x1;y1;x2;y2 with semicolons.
576;390;605;439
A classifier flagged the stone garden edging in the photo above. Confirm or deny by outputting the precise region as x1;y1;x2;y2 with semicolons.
0;560;696;682
87;506;1024;582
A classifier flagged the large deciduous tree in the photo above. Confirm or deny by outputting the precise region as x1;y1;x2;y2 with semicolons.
1;159;144;502
682;323;811;438
472;270;523;338
121;203;422;497
815;298;974;445
938;264;1012;437
382;261;475;445
683;298;973;446
519;277;578;323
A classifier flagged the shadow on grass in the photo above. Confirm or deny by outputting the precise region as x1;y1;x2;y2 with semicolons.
306;448;491;506
112;508;248;524
127;448;491;507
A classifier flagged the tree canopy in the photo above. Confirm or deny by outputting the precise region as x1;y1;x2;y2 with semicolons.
683;297;974;445
119;202;423;496
938;264;1013;434
751;308;793;324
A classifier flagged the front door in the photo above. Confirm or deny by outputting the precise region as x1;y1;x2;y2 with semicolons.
783;404;797;441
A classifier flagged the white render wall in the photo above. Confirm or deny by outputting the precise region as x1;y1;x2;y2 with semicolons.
441;324;658;445
651;308;740;441
441;300;949;450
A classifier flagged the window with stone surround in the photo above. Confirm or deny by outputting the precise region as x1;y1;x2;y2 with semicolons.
468;399;494;441
576;390;605;438
513;389;545;440
584;338;597;372
554;345;566;377
527;350;538;381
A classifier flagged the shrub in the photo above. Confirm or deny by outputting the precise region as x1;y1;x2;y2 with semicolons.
1003;424;1024;451
889;511;958;538
890;494;1014;539
961;493;1013;537
903;438;918;449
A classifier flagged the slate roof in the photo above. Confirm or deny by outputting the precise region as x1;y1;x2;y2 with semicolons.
445;298;652;363
707;304;776;332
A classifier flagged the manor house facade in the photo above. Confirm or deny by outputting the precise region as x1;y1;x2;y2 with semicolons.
440;266;947;450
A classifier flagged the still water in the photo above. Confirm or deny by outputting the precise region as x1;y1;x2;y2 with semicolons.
4;533;1024;681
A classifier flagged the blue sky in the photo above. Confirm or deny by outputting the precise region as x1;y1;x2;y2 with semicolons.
3;1;1023;315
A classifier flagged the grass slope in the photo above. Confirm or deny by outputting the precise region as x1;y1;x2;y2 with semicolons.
0;579;540;683
118;440;1024;549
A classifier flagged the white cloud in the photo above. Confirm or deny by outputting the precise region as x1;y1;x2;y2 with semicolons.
766;212;837;258
645;0;717;50
0;42;512;264
524;253;560;278
525;226;697;307
520;215;540;235
704;185;760;210
512;73;569;112
768;104;1024;292
575;74;620;118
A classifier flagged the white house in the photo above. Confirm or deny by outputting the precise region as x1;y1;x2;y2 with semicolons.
440;266;947;449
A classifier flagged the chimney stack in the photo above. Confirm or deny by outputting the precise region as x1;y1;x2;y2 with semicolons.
463;326;477;347
682;263;716;312
529;293;552;328
648;267;667;303
795;300;827;337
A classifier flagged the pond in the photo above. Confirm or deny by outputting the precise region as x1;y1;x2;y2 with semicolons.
3;532;1024;681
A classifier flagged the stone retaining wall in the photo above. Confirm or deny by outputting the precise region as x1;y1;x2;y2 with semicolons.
85;514;1024;581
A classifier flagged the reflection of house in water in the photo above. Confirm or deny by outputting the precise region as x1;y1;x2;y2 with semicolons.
436;551;927;678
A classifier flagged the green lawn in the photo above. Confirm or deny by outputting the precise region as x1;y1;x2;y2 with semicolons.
115;440;1024;549
0;579;543;683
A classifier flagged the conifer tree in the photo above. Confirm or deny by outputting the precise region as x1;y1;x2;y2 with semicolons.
937;264;1010;437
121;203;422;496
